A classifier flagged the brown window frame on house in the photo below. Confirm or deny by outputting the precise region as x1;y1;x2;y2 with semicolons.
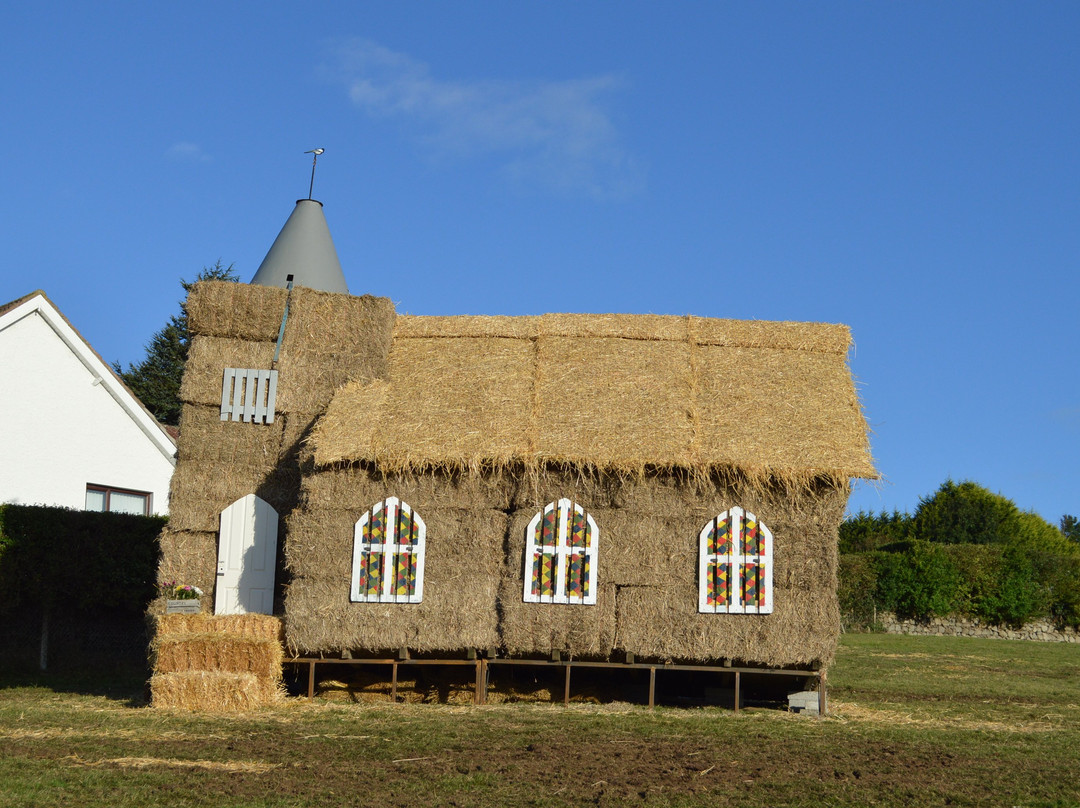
85;484;152;516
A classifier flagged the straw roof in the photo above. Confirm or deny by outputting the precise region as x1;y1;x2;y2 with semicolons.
310;313;875;483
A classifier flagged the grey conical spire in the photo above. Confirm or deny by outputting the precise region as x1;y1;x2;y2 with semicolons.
250;199;349;294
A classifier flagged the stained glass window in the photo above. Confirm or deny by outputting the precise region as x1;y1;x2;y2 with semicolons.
523;498;599;605
698;507;773;614
351;497;426;604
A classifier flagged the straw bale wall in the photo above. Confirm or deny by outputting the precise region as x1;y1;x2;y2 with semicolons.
284;466;510;654
284;465;850;667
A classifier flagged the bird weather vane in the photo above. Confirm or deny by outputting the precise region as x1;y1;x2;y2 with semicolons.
305;148;325;200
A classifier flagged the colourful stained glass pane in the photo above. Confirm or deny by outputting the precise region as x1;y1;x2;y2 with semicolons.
364;549;382;597
566;552;583;597
394;550;415;597
582;553;591;599
531;551;557;597
370;506;386;544
743;516;763;557
709;516;733;555
569;508;587;548
540;551;556;596
540;508;557;548
708;561;731;607
741;563;765;607
397;508;416;547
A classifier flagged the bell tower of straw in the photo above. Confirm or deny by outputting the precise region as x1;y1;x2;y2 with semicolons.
151;154;396;708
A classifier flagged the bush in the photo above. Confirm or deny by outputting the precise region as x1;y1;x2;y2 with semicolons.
0;504;166;614
838;554;879;628
839;510;913;554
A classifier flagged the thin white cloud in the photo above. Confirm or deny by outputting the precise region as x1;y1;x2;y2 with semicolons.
165;142;211;163
328;38;643;199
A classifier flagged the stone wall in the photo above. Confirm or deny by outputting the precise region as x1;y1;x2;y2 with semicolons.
877;613;1080;643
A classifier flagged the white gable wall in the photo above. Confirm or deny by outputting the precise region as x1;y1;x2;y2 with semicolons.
0;299;175;515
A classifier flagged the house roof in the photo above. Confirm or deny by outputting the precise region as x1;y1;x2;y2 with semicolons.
310;312;876;483
0;290;177;462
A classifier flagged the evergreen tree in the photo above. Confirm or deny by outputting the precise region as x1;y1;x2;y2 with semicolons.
114;261;238;426
1061;514;1080;544
912;479;1020;545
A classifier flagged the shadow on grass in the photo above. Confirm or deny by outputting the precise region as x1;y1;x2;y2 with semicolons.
0;660;151;708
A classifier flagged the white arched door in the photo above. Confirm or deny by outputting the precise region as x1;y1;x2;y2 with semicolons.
215;494;279;615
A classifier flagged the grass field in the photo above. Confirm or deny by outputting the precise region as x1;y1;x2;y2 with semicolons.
1;634;1078;807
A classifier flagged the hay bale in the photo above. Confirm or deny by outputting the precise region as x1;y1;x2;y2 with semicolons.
153;613;285;642
533;335;694;473
187;281;288;340
280;287;396;355
498;578;618;658
614;583;840;667
167;460;281;533
283;507;507;654
175;404;285;465
149;671;284;711
152;634;283;677
688;316;851;353
694;344;874;481
312;334;535;471
179;338;277;407
156;528;218;598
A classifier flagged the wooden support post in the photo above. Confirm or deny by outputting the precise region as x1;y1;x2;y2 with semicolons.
307;661;315;700
733;671;740;714
819;670;828;717
563;664;571;705
648;667;656;708
391;660;399;703
473;659;481;705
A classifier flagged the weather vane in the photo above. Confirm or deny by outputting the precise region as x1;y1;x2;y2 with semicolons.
304;148;325;200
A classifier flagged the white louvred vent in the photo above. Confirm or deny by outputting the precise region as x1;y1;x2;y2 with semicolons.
220;368;278;424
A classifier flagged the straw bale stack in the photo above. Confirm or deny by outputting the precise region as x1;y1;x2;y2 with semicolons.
150;614;284;711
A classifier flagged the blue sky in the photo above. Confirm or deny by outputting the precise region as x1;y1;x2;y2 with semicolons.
2;2;1077;525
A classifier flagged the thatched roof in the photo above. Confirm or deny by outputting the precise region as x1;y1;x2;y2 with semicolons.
310;313;875;483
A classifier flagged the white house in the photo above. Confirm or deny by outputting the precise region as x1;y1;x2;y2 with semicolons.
0;291;176;515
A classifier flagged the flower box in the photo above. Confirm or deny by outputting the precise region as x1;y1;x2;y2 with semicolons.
166;598;202;614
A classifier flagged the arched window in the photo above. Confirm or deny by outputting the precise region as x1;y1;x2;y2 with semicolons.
351;497;426;604
523;498;599;605
698;507;773;614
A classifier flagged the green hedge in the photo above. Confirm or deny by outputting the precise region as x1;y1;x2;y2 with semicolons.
840;541;1080;630
0;504;166;614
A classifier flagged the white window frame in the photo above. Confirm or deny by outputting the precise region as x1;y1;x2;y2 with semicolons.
350;496;426;604
523;498;599;605
698;506;773;614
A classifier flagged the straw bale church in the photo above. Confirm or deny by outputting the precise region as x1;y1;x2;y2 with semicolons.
151;192;875;708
